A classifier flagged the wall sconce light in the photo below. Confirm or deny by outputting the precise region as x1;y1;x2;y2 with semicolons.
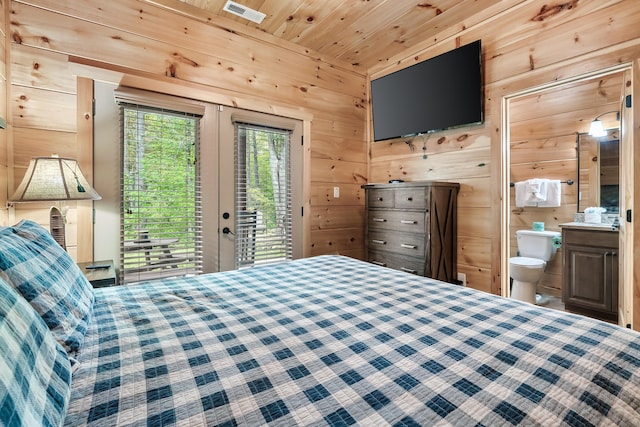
588;110;620;137
10;156;101;249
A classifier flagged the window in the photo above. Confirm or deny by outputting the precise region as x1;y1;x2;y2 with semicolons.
118;98;203;283
235;123;293;267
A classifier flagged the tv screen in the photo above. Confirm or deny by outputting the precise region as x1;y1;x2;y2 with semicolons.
370;40;483;141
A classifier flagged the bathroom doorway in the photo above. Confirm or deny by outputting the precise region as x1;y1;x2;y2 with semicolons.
502;63;634;327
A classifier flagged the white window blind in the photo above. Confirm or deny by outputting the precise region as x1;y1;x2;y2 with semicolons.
118;98;203;284
235;122;293;268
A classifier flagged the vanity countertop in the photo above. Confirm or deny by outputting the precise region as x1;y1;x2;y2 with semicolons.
559;222;618;231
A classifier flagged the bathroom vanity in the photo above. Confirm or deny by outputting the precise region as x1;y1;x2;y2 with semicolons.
560;222;618;322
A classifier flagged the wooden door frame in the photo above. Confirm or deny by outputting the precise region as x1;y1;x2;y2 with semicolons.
500;63;635;329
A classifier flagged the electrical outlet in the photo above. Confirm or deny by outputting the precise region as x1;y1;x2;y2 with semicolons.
457;272;467;286
333;186;340;198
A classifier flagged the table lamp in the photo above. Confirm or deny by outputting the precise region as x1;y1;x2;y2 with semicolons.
10;156;102;249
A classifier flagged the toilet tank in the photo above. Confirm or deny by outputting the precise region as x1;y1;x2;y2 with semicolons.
516;229;561;261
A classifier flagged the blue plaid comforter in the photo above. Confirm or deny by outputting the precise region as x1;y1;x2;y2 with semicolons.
65;255;640;426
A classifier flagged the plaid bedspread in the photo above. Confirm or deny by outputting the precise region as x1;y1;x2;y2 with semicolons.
65;255;640;426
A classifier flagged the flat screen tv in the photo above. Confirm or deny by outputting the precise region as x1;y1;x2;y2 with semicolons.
370;40;483;142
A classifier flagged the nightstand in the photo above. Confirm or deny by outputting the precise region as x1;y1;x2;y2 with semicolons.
78;260;117;288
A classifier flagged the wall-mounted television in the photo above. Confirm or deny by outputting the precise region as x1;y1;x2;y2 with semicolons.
370;40;483;142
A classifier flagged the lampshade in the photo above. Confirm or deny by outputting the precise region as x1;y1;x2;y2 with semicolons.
11;157;102;202
588;119;607;137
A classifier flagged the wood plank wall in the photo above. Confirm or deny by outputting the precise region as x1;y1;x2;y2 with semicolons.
0;0;7;226
509;74;623;298
368;0;640;296
2;0;640;312
6;0;368;261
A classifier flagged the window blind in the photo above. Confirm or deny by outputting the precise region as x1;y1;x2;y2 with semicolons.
118;100;203;284
234;122;292;268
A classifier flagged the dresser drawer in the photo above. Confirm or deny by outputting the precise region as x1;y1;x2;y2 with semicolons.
367;251;425;275
368;230;426;257
395;187;427;209
368;210;426;232
367;189;394;208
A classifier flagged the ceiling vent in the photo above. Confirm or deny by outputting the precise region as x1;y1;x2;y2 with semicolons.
223;1;266;24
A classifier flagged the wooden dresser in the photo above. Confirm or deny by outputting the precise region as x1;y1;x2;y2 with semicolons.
363;181;459;283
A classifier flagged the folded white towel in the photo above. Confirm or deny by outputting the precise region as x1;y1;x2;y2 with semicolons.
514;179;561;207
537;179;561;207
515;181;535;207
525;178;547;202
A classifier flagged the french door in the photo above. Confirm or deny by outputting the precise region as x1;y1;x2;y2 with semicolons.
217;106;303;271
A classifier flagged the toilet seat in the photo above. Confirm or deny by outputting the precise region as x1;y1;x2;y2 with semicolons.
509;256;545;268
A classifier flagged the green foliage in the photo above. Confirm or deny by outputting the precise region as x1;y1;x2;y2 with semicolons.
122;109;197;243
242;127;287;230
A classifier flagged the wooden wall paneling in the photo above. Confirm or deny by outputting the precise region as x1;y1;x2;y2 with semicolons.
11;2;365;102
12;86;76;131
369;148;490;183
368;125;491;292
310;183;363;208
310;158;367;184
10;0;368;260
456;176;492;291
71;58;314;123
310;205;364;232
465;267;492;294
510;160;578;184
486;1;637;84
457;207;492;239
510;105;619;141
311;111;366;142
361;0;520;69
11;44;76;93
579;135;599;208
5;0;640;314
11;128;75;190
311;135;367;163
310;228;364;258
76;77;93;262
368;1;640;302
367;0;527;77
509;75;623;121
26;0;363;83
370;127;490;162
0;0;5;226
456;176;490;209
510;135;577;165
510;133;579;297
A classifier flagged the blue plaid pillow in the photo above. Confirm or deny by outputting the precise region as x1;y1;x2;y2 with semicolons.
0;275;72;427
0;220;94;354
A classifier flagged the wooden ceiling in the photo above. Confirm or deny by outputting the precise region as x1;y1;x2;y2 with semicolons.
175;0;513;71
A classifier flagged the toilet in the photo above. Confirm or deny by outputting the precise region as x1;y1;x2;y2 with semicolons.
509;229;561;304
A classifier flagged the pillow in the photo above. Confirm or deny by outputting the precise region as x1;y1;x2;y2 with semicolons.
0;220;94;354
0;275;72;427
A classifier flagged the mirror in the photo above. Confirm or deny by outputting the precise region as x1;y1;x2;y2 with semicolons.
577;128;620;213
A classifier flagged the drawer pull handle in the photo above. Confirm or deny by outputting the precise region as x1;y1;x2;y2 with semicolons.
407;197;413;201
400;267;418;274
372;218;387;222
377;197;384;201
400;220;417;224
371;260;387;267
371;239;387;245
400;244;417;249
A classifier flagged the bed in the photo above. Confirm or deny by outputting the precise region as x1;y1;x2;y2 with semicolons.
1;220;640;426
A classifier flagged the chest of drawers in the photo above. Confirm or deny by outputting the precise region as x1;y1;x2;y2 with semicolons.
363;181;459;283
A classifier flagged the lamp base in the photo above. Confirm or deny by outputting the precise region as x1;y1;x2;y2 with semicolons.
49;206;66;250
